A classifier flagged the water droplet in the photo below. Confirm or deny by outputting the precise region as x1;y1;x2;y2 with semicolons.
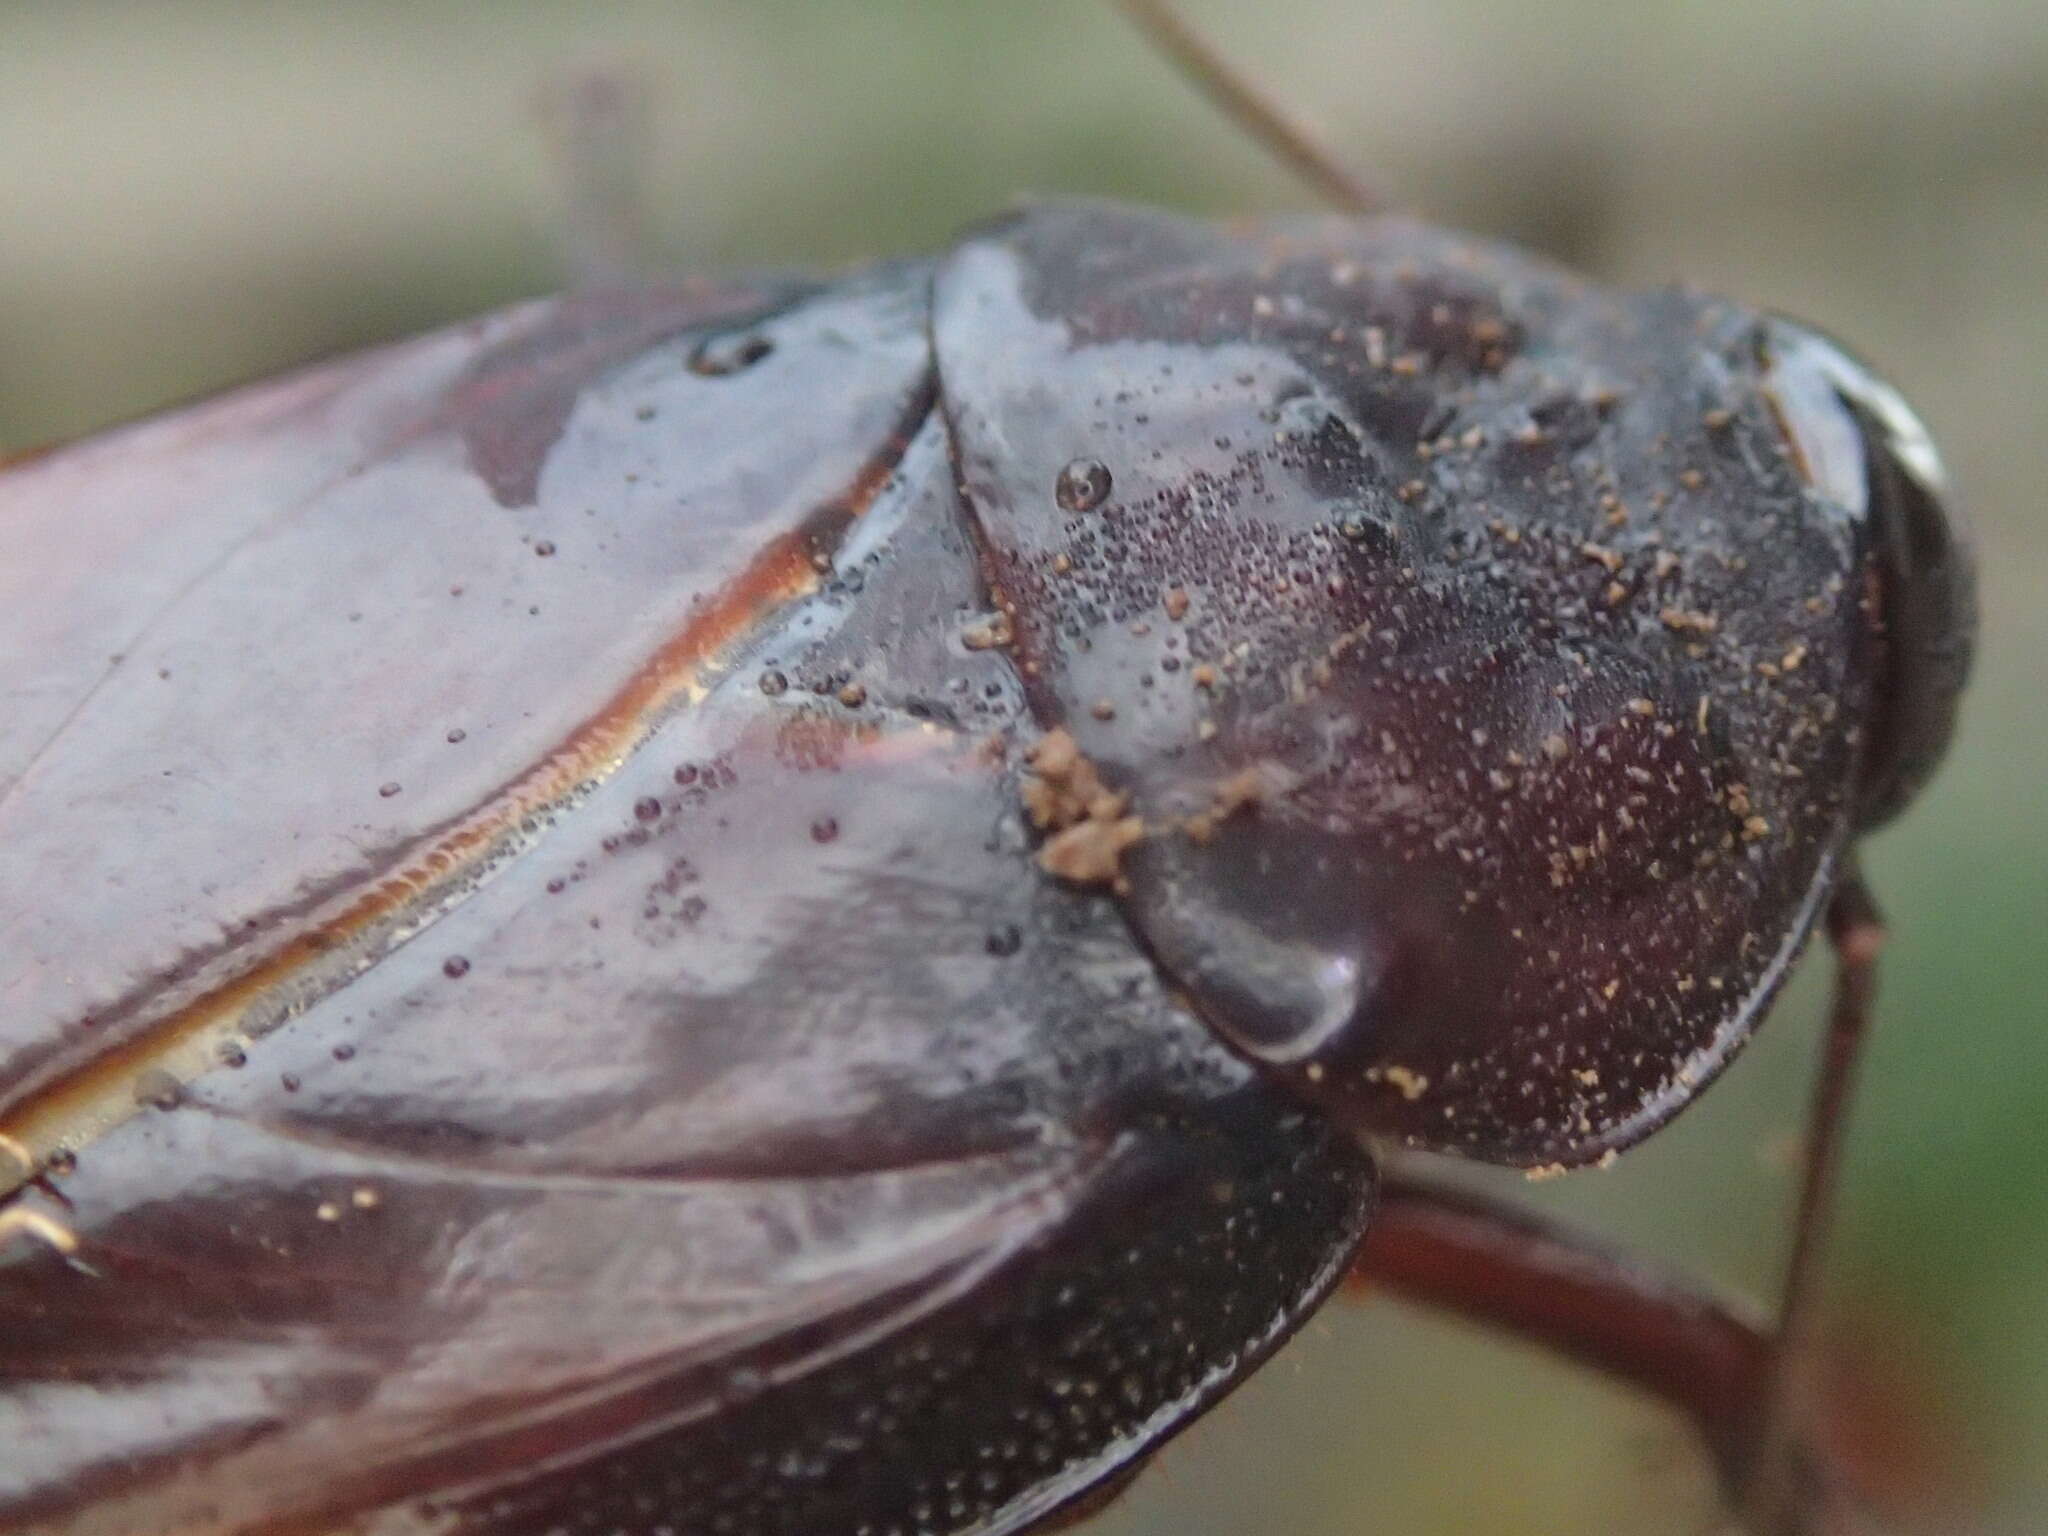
280;1073;302;1093
688;331;774;377
533;539;557;558
378;781;402;799
810;816;840;844
634;796;664;823
134;1068;182;1111
442;955;471;979
445;727;467;744
673;764;700;786
332;1043;356;1062
546;876;568;894
758;669;789;697
985;924;1023;957
1054;457;1113;513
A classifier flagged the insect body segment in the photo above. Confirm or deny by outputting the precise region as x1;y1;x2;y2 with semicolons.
1753;316;1976;830
936;203;1897;1168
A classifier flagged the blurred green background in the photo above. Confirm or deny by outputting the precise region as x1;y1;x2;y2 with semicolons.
2;2;2041;1531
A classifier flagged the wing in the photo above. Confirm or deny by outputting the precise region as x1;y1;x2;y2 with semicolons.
0;268;931;1114
0;263;1376;1535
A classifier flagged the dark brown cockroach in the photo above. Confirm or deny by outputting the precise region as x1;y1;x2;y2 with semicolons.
0;7;1974;1534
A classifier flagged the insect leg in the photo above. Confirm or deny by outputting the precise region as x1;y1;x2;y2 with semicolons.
1743;863;1887;1530
1357;1177;1881;1531
1351;864;1892;1535
1354;1175;1771;1475
1113;0;1390;213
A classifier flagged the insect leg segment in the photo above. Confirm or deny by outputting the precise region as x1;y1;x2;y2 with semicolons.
1356;1174;1770;1463
1742;866;1888;1530
1356;1175;1875;1530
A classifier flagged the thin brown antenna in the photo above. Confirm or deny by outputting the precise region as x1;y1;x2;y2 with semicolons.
1114;0;1390;214
536;55;658;288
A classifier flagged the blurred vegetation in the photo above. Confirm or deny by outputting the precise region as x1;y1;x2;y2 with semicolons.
2;2;2042;1531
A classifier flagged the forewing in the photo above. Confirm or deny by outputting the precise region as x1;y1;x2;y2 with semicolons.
0;317;1374;1535
0;268;932;1154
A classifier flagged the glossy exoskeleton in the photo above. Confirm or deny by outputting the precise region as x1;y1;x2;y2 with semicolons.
0;199;1972;1533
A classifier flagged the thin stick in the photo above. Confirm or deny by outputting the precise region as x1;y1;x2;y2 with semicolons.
1114;0;1390;214
1743;865;1887;1529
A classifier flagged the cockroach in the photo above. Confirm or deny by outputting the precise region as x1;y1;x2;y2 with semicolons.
0;5;1976;1533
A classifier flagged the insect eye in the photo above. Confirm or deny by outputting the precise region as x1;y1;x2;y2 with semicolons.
1758;316;1977;827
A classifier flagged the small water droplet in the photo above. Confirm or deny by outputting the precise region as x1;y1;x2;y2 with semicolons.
1054;457;1113;513
332;1043;356;1062
635;796;665;823
985;925;1023;957
533;540;557;558
688;331;774;377
445;727;467;744
378;781;402;799
134;1068;182;1111
546;876;568;894
280;1073;302;1093
810;816;840;844
442;955;471;979
673;763;700;786
758;669;789;697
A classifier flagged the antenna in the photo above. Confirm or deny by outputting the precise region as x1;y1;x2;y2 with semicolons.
536;55;658;287
1113;0;1390;214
